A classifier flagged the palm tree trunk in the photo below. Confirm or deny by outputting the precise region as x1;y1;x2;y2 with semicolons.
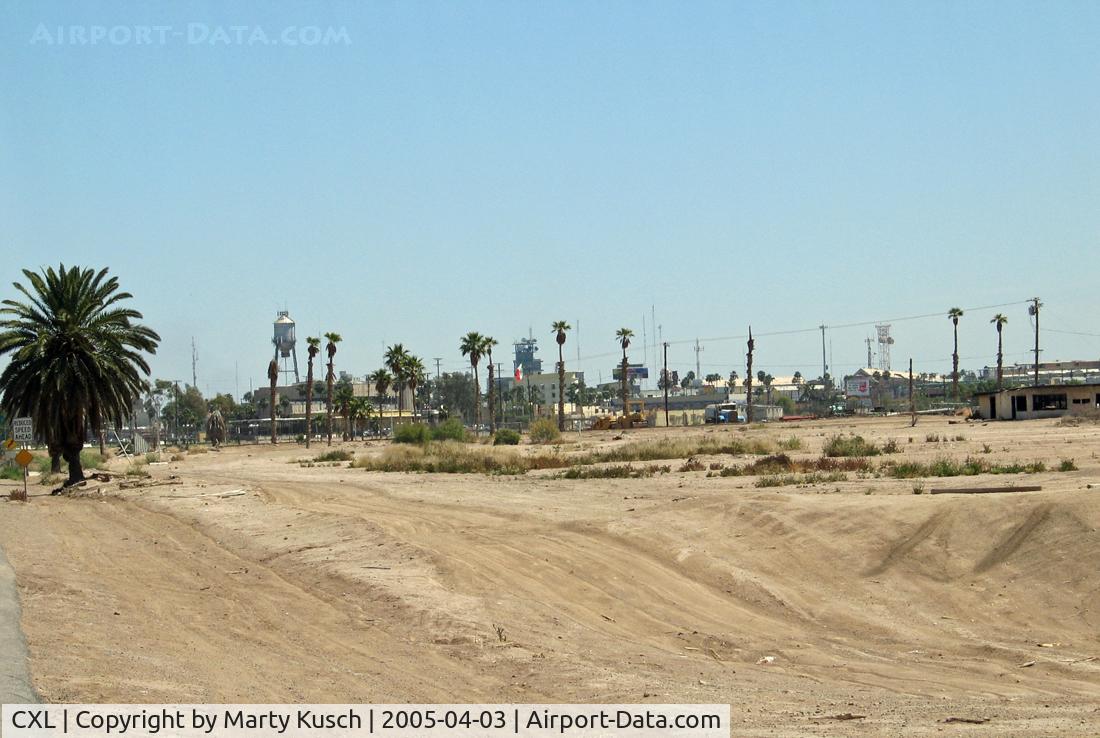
620;350;629;415
326;364;334;446
487;357;496;433
558;344;565;432
63;415;85;486
305;363;314;448
473;364;481;432
996;330;1004;391
952;323;960;402
270;378;277;445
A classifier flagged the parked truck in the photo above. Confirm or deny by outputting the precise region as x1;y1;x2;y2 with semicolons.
704;403;739;424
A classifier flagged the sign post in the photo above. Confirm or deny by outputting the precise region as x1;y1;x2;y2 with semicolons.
11;418;33;503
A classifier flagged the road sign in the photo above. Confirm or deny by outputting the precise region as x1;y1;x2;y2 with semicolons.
14;449;32;467
12;417;33;443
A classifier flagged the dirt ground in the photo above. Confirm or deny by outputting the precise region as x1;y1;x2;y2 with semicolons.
2;415;1100;736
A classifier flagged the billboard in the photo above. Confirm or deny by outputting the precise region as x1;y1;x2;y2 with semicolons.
612;364;649;380
845;378;871;398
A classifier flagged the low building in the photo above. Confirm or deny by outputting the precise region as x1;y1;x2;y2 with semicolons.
974;383;1100;420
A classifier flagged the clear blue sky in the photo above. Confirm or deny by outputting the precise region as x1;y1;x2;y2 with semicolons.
3;1;1098;395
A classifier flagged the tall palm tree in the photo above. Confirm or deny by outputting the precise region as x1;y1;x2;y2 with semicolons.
616;328;634;414
369;368;392;430
384;343;409;416
402;354;425;416
948;307;964;402
552;321;571;431
304;336;321;448
267;359;279;444
482;336;498;432
334;379;355;440
991;314;1008;391
460;331;486;432
324;332;341;445
0;265;160;486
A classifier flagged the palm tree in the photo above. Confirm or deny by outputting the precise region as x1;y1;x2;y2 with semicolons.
349;397;372;438
0;265;160;486
304;336;321;447
267;359;279;444
402;354;425;416
384;343;409;416
324;332;341;445
552;321;571;431
615;328;634;413
991;314;1008;391
460;331;486;432
948;307;964;402
369;368;392;430
334;379;355;440
482;336;499;432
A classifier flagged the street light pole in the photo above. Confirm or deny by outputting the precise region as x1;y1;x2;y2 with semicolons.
662;342;670;428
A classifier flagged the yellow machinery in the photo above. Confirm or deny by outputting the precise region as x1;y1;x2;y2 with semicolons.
589;399;647;430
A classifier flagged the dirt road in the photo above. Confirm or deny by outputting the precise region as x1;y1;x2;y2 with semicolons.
2;417;1099;735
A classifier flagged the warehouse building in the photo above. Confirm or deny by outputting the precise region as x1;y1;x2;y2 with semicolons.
974;383;1100;420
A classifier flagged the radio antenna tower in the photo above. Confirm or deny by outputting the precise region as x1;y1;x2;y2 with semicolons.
875;324;894;372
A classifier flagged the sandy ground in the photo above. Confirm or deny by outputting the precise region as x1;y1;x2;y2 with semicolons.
2;416;1100;736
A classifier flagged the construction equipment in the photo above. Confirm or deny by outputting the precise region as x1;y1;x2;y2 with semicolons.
589;399;647;430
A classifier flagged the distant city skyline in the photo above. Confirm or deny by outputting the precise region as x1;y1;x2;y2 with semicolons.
3;1;1098;397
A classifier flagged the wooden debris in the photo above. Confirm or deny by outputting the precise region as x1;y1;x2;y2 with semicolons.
943;717;989;724
930;485;1042;495
812;713;865;721
1019;660;1036;668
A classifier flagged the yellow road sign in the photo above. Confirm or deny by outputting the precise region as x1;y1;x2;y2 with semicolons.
2;438;15;451
15;449;33;467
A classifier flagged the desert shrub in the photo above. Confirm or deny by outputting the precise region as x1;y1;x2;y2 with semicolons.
0;465;22;480
528;418;561;444
125;461;150;478
493;429;521;446
1059;459;1079;472
579;437;772;465
755;471;847;488
777;436;803;451
823;434;880;457
881;439;900;454
353;441;532;475
431;418;469;442
559;464;669;479
144;452;160;464
314;449;354;462
186;446;207;455
925;434;941;443
80;450;107;468
170;453;185;462
394;424;432;444
745;453;794;474
678;459;706;472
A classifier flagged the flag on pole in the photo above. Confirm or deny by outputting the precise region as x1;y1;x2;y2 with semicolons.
514;366;523;382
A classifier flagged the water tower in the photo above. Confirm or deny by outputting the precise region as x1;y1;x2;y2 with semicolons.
273;311;300;384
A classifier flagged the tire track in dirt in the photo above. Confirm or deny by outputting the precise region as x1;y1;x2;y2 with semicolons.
973;503;1053;573
864;510;952;577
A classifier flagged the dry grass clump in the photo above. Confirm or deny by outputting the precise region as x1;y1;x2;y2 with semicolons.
823;434;881;457
558;464;671;479
755;471;847;488
712;454;872;478
313;449;354;462
881;456;1050;479
353;441;568;475
579;437;773;465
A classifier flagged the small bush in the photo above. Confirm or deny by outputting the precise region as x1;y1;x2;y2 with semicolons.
0;465;23;481
528;418;561;444
394;424;432;444
186;446;207;455
881;439;900;454
314;449;354;462
777;436;803;451
170;453;185;462
431;418;468;442
1059;459;1079;472
823;435;880;457
493;429;521;446
144;452;160;464
678;459;706;472
80;450;107;469
559;464;669;479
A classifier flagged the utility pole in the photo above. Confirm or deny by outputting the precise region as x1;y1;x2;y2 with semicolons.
745;328;755;424
694;338;703;380
191;338;198;388
433;357;442;380
819;325;828;379
496;362;504;428
1030;297;1042;386
909;358;916;427
865;337;874;369
662;342;670;428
